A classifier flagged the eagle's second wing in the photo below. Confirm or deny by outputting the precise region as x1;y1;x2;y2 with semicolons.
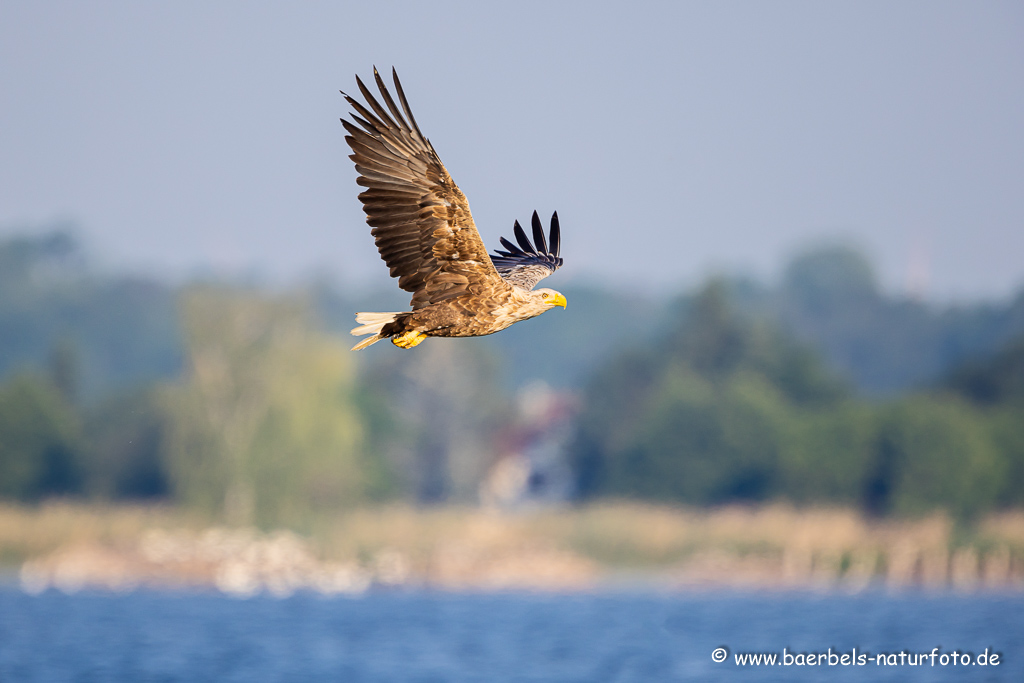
489;211;563;290
342;68;507;308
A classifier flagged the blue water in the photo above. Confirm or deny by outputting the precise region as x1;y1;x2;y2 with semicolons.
0;588;1020;682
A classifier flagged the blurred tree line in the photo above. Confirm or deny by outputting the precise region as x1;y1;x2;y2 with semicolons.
741;246;1024;395
0;231;181;399
0;230;1022;521
571;280;1024;518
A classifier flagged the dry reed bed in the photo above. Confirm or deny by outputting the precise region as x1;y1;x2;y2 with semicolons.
2;502;1023;591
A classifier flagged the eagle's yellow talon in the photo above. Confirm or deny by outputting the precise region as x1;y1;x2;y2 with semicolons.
392;330;428;349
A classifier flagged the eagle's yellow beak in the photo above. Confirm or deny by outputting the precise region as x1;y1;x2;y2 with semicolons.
550;293;567;309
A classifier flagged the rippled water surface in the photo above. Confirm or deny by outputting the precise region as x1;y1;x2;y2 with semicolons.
0;588;1020;682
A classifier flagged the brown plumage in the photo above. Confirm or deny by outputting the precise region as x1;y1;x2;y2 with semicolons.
343;67;566;350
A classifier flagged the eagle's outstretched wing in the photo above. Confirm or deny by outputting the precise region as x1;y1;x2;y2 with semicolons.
489;211;564;290
342;68;508;309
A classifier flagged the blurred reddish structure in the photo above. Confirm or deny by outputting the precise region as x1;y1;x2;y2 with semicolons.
480;381;578;509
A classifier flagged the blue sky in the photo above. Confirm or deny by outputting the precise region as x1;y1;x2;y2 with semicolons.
1;1;1022;301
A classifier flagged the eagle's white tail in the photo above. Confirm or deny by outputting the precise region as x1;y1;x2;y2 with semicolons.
350;311;403;350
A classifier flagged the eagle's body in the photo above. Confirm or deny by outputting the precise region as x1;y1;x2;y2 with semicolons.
342;68;565;350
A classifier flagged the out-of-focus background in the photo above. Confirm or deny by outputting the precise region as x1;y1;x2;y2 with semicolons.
4;4;1024;678
2;1;1024;600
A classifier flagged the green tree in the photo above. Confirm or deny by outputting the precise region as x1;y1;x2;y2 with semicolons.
944;336;1024;405
778;403;876;505
609;369;787;503
81;388;169;499
941;334;1024;508
0;373;83;500
987;406;1024;507
571;280;848;504
163;287;376;526
864;397;1003;518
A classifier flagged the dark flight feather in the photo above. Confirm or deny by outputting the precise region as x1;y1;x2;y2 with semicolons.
531;211;548;254
489;211;563;290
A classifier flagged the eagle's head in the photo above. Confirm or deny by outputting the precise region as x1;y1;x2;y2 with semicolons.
534;288;567;310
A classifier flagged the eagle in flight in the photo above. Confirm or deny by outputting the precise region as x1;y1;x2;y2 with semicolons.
342;68;566;350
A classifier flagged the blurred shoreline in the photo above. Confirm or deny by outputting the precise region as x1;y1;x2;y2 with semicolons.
4;502;1022;596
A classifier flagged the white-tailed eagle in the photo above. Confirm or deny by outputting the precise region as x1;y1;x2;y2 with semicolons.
342;68;565;350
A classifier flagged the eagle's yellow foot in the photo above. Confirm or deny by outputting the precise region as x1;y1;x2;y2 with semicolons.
392;330;428;349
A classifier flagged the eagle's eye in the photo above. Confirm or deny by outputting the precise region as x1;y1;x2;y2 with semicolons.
541;293;549;299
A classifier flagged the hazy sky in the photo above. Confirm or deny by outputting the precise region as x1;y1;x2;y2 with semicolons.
2;2;1022;301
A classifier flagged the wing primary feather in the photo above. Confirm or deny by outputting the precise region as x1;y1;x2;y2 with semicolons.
531;210;548;254
345;89;418;160
355;74;397;129
347;109;419;159
508;221;528;254
513;221;537;254
391;68;426;142
346;100;390;137
550;211;560;258
499;236;524;255
373;66;411;132
345;85;387;130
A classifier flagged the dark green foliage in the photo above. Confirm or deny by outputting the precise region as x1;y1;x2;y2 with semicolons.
610;371;784;503
0;361;171;504
778;404;876;505
863;397;1003;518
572;281;850;505
944;336;1024;405
571;280;1020;519
986;407;1024;508
0;374;83;500
941;334;1024;509
81;389;169;499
